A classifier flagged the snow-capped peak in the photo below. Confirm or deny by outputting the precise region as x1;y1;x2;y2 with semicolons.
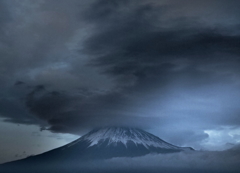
67;127;190;150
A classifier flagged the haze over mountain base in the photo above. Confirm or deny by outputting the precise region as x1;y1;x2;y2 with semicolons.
1;149;240;173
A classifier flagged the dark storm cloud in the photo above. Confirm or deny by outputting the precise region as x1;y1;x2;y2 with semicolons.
80;0;240;126
0;83;47;126
23;84;159;134
1;0;240;149
81;0;240;104
0;98;36;125
0;0;11;32
0;0;87;80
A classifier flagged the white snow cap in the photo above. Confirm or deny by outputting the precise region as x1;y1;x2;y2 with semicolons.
68;127;192;150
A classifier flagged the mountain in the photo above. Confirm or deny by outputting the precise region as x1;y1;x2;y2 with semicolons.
0;127;194;173
63;127;193;158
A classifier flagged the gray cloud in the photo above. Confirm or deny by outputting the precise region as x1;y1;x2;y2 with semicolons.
101;147;240;173
0;0;240;150
21;84;160;134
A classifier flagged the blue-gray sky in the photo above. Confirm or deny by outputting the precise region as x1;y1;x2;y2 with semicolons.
0;0;240;163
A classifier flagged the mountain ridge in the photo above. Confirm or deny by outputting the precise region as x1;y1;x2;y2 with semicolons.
0;127;194;173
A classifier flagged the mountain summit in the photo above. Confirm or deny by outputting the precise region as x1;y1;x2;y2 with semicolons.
62;127;193;158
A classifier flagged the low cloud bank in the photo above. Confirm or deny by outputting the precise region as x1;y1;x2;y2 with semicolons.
107;150;239;172
71;146;240;173
2;146;240;173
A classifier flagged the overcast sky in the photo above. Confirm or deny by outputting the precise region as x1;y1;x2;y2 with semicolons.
0;0;240;163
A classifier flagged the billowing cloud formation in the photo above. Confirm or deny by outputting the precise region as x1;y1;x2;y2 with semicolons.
1;0;240;149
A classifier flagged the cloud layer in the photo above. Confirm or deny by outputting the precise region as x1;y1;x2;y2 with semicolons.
4;147;240;173
0;0;240;149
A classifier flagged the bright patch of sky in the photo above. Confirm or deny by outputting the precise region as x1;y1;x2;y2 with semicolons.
0;119;78;164
202;126;240;151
